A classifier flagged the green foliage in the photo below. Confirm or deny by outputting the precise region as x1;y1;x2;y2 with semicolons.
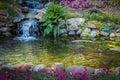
65;12;77;19
101;26;116;33
0;2;8;9
83;13;120;24
41;3;67;38
0;2;18;17
89;20;104;29
112;0;120;5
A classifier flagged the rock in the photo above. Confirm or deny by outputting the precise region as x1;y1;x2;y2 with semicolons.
115;30;120;37
0;10;7;16
59;20;66;28
100;31;109;37
0;15;8;22
18;0;23;4
88;23;96;29
13;15;24;23
0;27;12;32
6;23;15;27
84;28;91;33
116;29;120;33
67;18;85;25
0;22;6;27
94;69;101;75
44;2;52;8
110;33;115;37
1;64;14;70
115;33;120;37
33;64;46;72
60;29;67;34
2;32;12;37
110;48;120;52
91;30;97;37
76;29;82;35
115;67;120;76
35;13;44;20
21;7;29;13
66;65;94;75
51;63;64;71
68;31;76;36
61;33;68;37
14;63;32;72
67;25;79;31
72;40;92;43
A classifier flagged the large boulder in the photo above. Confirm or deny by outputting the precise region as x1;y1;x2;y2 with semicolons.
33;64;46;72
66;65;94;75
67;18;85;25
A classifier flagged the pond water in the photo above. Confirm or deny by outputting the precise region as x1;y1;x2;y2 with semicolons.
0;37;120;68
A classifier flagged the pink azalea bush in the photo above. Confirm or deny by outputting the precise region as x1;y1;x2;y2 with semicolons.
0;66;120;80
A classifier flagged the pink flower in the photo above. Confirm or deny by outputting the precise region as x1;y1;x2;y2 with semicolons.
16;66;22;72
56;77;61;80
56;71;64;77
25;65;31;71
25;73;31;78
73;72;80;76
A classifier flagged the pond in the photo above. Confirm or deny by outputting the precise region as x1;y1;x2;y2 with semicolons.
0;37;120;68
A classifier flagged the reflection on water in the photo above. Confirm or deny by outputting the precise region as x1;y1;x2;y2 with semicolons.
0;37;120;68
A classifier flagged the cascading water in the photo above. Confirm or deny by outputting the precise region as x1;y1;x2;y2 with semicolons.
15;0;45;41
14;19;40;41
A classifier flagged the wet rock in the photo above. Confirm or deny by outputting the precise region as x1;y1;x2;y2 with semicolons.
51;63;64;71
88;23;96;29
76;29;82;35
110;33;115;37
100;31;109;37
0;27;12;32
60;29;67;34
33;64;46;72
68;31;76;36
21;7;29;13
13;15;24;23
115;67;120;76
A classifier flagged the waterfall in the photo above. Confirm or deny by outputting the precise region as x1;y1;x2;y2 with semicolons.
14;19;40;41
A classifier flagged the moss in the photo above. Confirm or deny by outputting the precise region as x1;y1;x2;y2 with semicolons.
65;12;77;19
88;20;104;29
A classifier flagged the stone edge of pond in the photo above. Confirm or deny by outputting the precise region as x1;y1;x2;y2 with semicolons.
0;62;120;76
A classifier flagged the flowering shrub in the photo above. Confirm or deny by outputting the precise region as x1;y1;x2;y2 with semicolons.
0;66;120;80
59;0;90;9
